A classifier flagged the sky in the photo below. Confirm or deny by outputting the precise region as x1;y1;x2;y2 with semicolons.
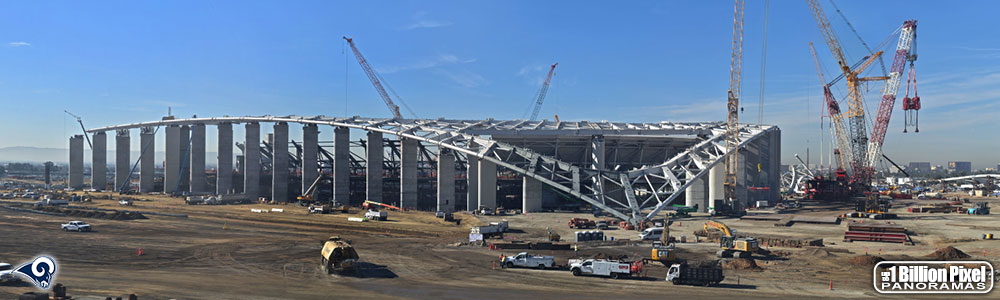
0;0;998;169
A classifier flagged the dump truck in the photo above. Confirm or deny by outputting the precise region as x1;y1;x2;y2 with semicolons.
666;262;724;286
569;259;643;279
320;236;360;274
500;252;555;269
471;221;508;238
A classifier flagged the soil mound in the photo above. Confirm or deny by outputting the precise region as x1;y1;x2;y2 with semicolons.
799;248;833;257
925;246;970;260
724;258;763;271
849;255;884;266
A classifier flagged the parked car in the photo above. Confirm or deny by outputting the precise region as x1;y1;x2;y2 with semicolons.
639;227;664;240
61;221;92;232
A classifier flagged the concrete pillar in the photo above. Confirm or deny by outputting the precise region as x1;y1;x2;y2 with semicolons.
400;138;418;209
769;129;782;203
437;149;455;212
366;131;383;203
523;176;543;213
190;123;207;193
217;123;233;195
91;132;107;191
115;129;130;192
272;122;289;202
244;122;261;198
301;124;319;194
685;176;707;211
708;163;724;213
164;126;181;194
68;135;84;189
333;126;350;205
179;125;190;191
139;126;155;192
467;145;479;211
478;159;497;210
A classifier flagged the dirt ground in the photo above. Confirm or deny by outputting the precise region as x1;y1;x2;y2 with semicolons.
0;189;997;299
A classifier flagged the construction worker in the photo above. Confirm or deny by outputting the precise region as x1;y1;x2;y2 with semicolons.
499;254;506;268
573;244;579;256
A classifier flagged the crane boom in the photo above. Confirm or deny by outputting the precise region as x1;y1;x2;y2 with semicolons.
723;0;744;215
867;21;917;169
809;42;850;171
64;110;92;149
529;63;558;121
343;36;403;119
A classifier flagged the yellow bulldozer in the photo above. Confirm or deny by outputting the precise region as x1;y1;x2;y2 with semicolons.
704;220;759;258
320;236;360;274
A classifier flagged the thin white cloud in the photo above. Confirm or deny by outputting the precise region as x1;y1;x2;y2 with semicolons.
399;11;452;30
435;69;488;88
376;54;476;74
8;42;30;47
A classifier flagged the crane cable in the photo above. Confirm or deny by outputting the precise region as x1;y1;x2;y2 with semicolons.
757;0;769;125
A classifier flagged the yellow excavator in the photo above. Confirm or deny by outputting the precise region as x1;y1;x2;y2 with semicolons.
650;218;679;265
704;220;759;258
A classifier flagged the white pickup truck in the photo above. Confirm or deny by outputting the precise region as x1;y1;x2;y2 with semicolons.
61;221;92;232
364;209;388;221
501;252;555;269
34;198;69;207
569;259;639;279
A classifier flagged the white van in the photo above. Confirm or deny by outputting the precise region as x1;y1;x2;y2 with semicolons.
639;227;663;240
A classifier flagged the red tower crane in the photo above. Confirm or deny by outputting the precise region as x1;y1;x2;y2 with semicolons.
343;36;403;119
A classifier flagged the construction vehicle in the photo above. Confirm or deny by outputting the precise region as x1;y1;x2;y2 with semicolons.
666;262;724;286
649;218;680;265
568;218;596;229
569;259;643;279
500;252;555;269
968;202;990;215
670;205;697;218
343;36;405;119
471;221;508;239
528;63;558;121
297;175;325;204
718;0;745;217
320;236;359;274
364;209;388;221
363;200;401;211
308;204;331;214
704;220;759;258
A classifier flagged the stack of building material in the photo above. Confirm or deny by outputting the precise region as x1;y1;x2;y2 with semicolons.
694;231;824;248
843;222;911;244
907;203;957;213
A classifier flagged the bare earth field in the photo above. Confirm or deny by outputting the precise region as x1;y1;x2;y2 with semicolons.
0;190;997;299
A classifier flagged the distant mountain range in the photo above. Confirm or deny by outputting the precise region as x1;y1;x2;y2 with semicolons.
0;146;221;167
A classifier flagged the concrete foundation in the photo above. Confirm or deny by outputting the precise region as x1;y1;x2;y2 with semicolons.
399;138;418;209
333;126;350;205
164;126;181;194
522;176;542;213
68;135;84;189
366;131;383;203
436;149;455;212
467;146;479;211
272;122;289;202
217;123;233;194
139;126;155;192
115;129;130;191
91;132;107;191
478;159;497;210
190;123;207;193
244;122;261;198
301;124;319;194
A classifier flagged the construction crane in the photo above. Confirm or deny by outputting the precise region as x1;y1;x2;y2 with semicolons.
721;0;744;216
809;42;850;171
529;63;558;121
343;36;403;119
867;20;917;171
64;110;92;149
807;0;887;187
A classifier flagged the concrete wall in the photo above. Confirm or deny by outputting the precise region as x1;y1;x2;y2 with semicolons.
399;138;418;209
179;125;190;191
522;176;543;213
190;124;207;193
366;131;383;203
217;123;233;194
301;124;319;195
333;126;350;205
115;129;130;191
91;132;107;191
164;125;181;193
272;122;289;202
244;122;261;198
478;160;497;209
139;126;155;192
68;135;84;189
437;149;455;212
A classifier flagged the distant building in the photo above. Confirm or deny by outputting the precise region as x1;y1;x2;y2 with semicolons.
908;162;931;173
948;161;972;173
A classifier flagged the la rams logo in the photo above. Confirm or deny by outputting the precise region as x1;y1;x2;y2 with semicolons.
13;256;57;289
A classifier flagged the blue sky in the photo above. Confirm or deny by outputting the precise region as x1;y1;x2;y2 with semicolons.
0;1;997;168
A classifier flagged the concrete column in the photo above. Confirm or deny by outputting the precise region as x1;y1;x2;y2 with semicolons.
217;123;233;195
769;129;782;203
333;126;350;205
244;122;261;198
301;124;319;194
467;146;479;211
68;135;84;189
139;126;155;192
437;149;455;212
478;159;497;210
91;132;107;191
400;138;418;209
685;176;707;210
164;125;181;193
272;122;289;202
523;176;543;213
591;135;606;200
115;129;130;192
708;163;724;213
190;123;207;193
179;125;190;192
366;131;383;203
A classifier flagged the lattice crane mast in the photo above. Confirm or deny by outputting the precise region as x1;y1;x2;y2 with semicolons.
867;20;917;169
722;0;744;216
343;36;403;119
808;42;849;171
529;63;558;121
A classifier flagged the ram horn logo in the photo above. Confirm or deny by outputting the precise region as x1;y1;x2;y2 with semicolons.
13;256;57;289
